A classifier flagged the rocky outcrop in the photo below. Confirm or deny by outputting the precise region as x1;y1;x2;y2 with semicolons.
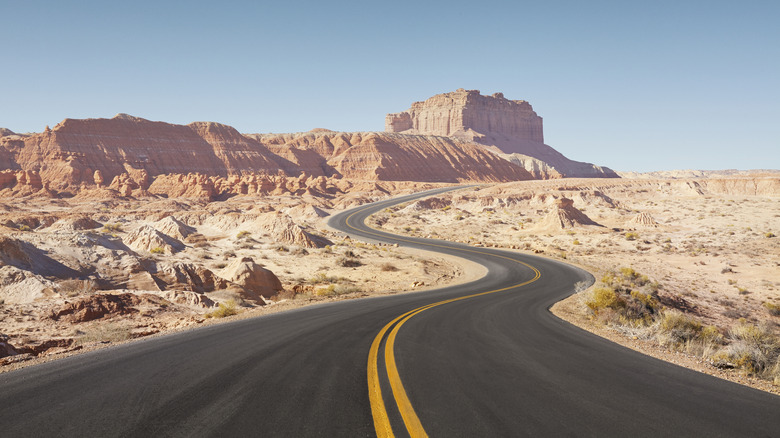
386;89;618;179
247;212;331;248
153;216;195;240
536;198;601;230
48;216;102;232
629;212;660;228
50;293;144;323
217;257;282;300
3;114;295;193
255;131;533;183
0;113;532;197
154;262;227;293
123;225;185;255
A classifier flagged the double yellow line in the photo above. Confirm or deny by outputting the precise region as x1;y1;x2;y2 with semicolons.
343;199;542;437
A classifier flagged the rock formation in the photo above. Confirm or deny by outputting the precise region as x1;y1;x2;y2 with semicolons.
0;113;532;197
217;257;283;301
629;212;660;228
536;198;601;230
153;216;195;240
386;89;618;179
123;225;185;255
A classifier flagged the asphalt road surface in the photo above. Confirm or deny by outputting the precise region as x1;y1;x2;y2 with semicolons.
1;186;778;437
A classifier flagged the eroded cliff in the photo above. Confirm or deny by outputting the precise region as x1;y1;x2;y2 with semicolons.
386;89;618;179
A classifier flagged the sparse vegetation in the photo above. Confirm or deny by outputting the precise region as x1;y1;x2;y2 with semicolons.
380;262;399;272
339;257;362;268
236;230;251;239
316;284;360;297
102;223;123;233
583;267;780;382
58;279;98;297
205;300;238;318
764;302;780;316
624;232;639;241
150;247;165;254
74;323;132;346
309;272;339;284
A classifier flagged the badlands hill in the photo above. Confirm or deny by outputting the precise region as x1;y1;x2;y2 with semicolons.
0;114;531;197
386;89;618;179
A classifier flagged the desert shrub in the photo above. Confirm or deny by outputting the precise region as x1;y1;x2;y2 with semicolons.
236;231;251;239
625;232;639;241
205;300;238;318
655;310;702;346
18;225;32;232
58;279;98;297
381;262;399;272
315;284;337;297
74;323;132;346
309;272;338;284
585;287;624;314
572;239;580;245
344;249;358;258
102;223;123;233
765;232;776;238
316;284;359;297
150;247;165;254
763;302;780;316
711;321;780;376
291;247;309;256
339;257;362;268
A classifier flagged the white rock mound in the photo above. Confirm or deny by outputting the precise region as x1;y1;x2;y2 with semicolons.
217;257;282;301
123;225;184;254
153;216;196;240
628;212;660;228
536;198;601;230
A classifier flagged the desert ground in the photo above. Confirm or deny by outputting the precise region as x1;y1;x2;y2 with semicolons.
1;174;778;396
0;181;478;371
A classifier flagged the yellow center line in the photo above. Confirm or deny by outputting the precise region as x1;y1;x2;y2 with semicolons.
344;191;541;437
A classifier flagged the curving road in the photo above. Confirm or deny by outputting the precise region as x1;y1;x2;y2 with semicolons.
1;187;779;437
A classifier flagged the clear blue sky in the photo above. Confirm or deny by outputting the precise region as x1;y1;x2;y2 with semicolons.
2;0;778;172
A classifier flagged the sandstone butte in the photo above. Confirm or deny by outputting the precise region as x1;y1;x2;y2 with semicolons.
0;113;533;198
386;88;618;179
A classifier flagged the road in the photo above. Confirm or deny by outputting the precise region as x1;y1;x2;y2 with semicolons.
1;186;779;437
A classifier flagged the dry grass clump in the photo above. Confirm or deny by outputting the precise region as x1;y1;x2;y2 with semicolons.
710;321;780;381
380;262;399;272
205;300;238;318
338;257;362;268
58;279;98;297
74;323;132;346
315;284;360;297
102;223;123;233
763;302;780;316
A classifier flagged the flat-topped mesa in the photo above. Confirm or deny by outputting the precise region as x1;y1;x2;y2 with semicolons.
386;89;618;179
386;89;544;146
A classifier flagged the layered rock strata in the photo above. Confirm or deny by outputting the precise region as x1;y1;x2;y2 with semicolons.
386;89;618;179
0;114;532;197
